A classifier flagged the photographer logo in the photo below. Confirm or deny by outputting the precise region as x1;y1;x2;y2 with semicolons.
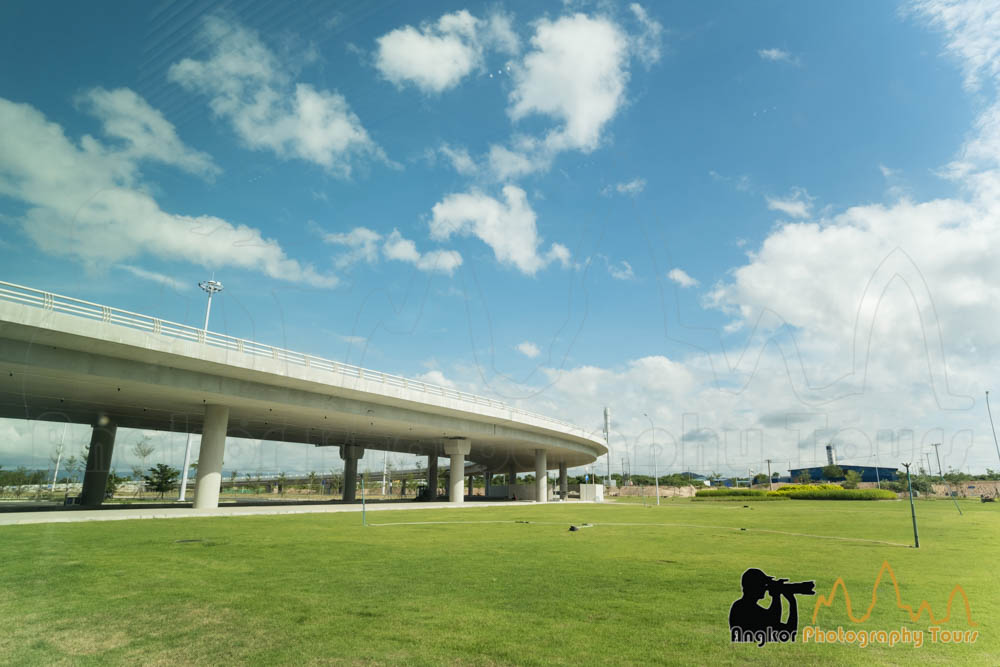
729;568;816;646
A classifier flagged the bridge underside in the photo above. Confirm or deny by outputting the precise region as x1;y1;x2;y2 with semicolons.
0;311;605;509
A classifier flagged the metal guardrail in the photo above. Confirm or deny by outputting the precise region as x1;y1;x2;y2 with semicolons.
0;280;586;435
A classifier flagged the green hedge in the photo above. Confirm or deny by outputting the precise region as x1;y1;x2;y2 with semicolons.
692;494;790;502
768;483;843;495
694;488;768;497
775;488;898;500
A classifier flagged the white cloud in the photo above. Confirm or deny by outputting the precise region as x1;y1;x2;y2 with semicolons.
439;144;478;175
667;267;698;287
168;16;383;176
0;97;336;287
629;4;664;67
516;341;541;358
116;265;189;291
911;0;1000;92
383;229;463;274
509;14;629;154
608;260;635;281
758;48;796;63
319;226;383;269
766;188;814;218
415;369;456;388
604;177;646;196
80;88;220;179
429;185;569;275
374;10;520;94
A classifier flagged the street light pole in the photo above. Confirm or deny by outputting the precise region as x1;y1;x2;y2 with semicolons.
179;278;224;502
902;462;919;548
643;413;659;506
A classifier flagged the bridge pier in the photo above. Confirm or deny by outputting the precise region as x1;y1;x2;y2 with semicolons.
508;460;517;499
535;449;547;503
443;439;470;504
340;445;364;502
559;462;567;500
427;453;438;500
193;405;230;509
485;472;492;497
80;417;117;507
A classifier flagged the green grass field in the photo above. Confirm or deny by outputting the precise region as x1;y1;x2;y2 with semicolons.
1;498;996;665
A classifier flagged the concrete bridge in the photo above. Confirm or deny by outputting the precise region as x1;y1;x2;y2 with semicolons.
0;281;606;509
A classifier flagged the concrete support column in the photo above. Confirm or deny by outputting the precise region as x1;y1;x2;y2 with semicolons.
485;472;492;497
443;439;471;504
340;445;364;502
468;475;473;499
508;460;517;499
535;449;547;503
559;462;568;500
427;453;438;500
193;405;230;509
80;417;117;507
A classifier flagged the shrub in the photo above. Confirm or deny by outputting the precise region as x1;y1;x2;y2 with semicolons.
692;494;790;502
695;488;767;497
777;488;897;501
768;484;842;495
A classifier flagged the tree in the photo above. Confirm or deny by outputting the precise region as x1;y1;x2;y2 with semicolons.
143;464;180;499
752;473;769;485
821;465;844;481
308;471;318;493
842;470;862;489
795;470;812;484
106;471;127;498
277;471;286;496
131;437;155;497
229;470;238;491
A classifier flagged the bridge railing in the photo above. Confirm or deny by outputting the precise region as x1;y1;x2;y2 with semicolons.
0;280;584;434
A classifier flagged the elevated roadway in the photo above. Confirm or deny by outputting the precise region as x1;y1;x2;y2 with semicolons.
0;281;605;508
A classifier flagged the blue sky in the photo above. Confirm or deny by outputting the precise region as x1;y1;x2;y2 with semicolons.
2;0;1000;478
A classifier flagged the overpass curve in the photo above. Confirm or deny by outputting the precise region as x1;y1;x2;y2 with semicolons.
0;281;606;508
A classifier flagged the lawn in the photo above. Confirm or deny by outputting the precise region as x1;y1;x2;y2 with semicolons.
0;498;995;665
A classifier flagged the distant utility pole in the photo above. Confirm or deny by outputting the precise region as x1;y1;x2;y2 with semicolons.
902;462;919;548
179;278;224;502
987;391;1000;467
931;443;944;481
643;413;659;506
766;459;773;491
925;453;933;478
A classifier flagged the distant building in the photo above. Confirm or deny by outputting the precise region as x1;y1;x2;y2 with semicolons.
788;465;898;483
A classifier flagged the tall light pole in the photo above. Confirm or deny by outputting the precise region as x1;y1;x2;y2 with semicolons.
643;413;659;506
198;279;223;331
765;459;773;491
179;278;224;502
902;462;919;548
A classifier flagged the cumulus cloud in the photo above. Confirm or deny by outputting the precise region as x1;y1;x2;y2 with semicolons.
758;48;797;64
629;4;664;66
608;260;636;281
383;229;463;274
603;177;646;196
0;97;335;287
315;224;462;275
374;10;520;93
516;341;541;358
80;87;220;178
429;185;569;275
168;16;383;176
667;268;698;287
766;188;814;218
319;226;383;269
